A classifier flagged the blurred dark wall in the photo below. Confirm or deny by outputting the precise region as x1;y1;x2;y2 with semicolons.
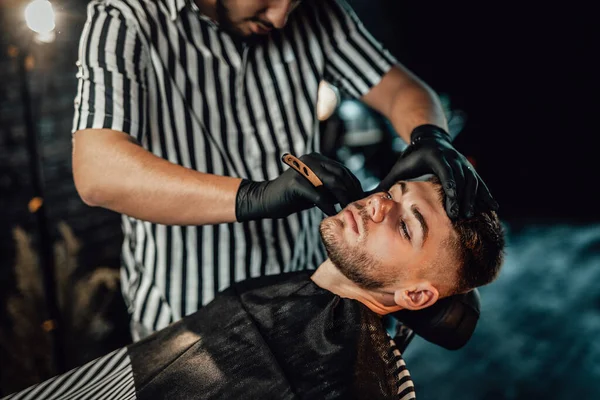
348;0;597;221
0;1;127;391
0;0;123;295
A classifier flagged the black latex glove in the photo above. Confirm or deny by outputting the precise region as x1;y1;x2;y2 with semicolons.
378;124;499;219
236;152;364;222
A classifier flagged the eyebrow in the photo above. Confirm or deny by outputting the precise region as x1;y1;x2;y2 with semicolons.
399;182;429;247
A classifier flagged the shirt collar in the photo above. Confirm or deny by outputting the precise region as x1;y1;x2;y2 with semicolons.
165;0;188;21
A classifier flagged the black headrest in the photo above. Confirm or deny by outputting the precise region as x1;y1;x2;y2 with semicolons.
390;289;481;350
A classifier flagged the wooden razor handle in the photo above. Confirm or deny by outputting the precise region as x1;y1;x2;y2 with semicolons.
281;153;323;187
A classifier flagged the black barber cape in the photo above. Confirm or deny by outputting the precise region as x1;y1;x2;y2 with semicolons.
4;272;415;400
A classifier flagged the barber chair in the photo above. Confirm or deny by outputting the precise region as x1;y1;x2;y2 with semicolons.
390;289;481;353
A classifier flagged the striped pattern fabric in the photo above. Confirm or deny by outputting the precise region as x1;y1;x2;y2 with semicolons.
389;337;417;400
72;0;397;336
3;348;135;400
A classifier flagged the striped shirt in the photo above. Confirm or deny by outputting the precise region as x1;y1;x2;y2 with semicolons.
72;0;397;336
3;348;135;400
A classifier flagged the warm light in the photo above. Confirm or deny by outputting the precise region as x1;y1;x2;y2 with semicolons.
25;0;56;36
317;81;339;121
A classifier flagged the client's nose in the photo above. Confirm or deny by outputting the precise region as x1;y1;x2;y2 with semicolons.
367;193;394;223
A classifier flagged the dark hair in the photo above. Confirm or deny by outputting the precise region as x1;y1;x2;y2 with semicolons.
428;177;505;295
448;210;505;294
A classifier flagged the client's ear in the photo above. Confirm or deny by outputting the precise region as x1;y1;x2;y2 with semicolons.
393;282;439;311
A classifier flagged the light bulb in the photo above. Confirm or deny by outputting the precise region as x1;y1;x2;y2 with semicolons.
25;0;56;35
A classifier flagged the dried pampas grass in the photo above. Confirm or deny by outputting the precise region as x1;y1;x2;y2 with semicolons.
1;222;121;395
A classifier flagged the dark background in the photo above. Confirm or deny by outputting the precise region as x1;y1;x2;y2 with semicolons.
0;0;597;398
351;1;597;222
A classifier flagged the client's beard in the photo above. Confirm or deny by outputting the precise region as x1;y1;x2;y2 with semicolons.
320;203;390;290
215;0;241;37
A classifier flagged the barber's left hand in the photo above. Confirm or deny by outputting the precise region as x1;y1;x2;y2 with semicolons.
378;124;499;219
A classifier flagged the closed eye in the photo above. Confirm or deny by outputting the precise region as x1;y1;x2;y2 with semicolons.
384;191;411;241
400;219;411;241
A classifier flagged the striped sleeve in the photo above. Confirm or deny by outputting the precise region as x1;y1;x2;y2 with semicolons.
388;337;416;400
72;1;148;141
2;347;136;400
318;0;397;99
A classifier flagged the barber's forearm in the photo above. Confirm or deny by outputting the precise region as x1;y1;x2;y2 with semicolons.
387;82;448;144
73;129;242;226
362;66;448;144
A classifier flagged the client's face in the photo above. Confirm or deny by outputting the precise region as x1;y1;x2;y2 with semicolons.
320;181;455;290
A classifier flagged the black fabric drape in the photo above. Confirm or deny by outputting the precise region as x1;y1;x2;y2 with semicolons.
129;272;401;399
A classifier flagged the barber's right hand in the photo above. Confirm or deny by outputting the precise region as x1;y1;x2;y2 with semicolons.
235;152;364;222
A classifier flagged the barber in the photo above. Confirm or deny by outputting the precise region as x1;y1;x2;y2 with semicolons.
72;0;496;341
